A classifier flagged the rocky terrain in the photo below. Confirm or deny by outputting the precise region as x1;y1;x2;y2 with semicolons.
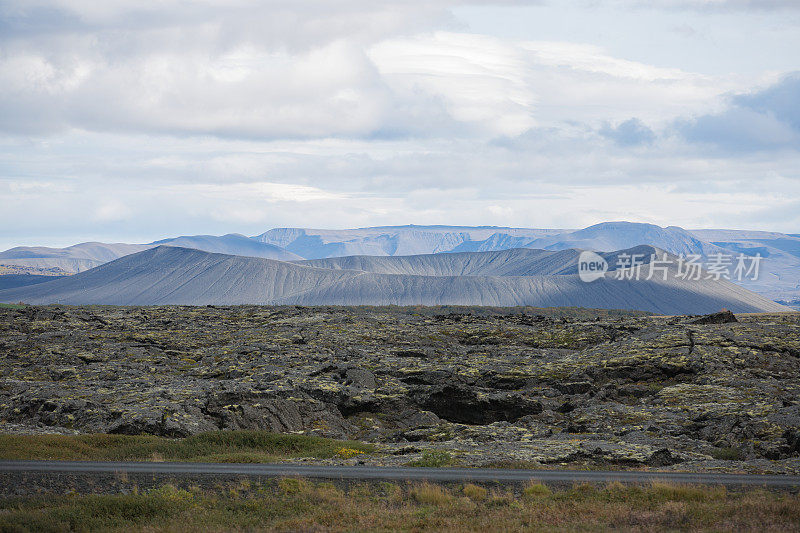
1;305;799;474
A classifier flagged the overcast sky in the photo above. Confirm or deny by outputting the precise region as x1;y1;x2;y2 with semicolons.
1;0;799;249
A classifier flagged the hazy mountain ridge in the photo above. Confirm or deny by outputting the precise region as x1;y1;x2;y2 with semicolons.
150;233;302;261
254;225;563;259
0;234;301;273
0;242;149;273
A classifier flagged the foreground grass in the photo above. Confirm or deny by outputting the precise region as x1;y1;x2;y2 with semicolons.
0;431;375;463
0;480;798;532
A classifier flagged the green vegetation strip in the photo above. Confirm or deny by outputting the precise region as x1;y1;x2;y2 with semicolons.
0;431;375;463
1;480;798;532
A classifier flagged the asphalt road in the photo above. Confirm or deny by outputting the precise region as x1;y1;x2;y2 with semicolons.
2;461;800;488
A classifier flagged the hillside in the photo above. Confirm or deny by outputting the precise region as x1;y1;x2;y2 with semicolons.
295;248;579;276
0;246;788;314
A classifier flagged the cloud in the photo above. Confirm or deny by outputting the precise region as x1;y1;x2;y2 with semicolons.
0;1;455;49
93;199;132;222
735;73;800;130
677;73;800;151
0;0;735;141
600;118;656;146
0;1;463;139
371;33;725;134
167;182;345;203
369;32;536;137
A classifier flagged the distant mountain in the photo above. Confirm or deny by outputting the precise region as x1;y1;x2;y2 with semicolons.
0;242;150;273
0;246;788;314
152;233;301;261
529;222;724;256
0;264;71;291
0;234;299;273
688;228;800;301
0;264;71;276
255;222;724;259
253;225;562;259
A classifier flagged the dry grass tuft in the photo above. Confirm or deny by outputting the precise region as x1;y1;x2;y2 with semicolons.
523;481;552;498
462;483;487;501
410;482;452;505
650;481;727;502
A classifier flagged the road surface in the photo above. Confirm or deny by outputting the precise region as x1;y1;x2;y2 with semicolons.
2;461;799;488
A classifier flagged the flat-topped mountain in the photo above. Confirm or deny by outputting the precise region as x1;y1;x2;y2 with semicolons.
253;225;562;259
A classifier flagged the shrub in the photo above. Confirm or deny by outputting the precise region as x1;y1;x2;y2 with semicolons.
407;449;453;467
278;478;306;495
335;447;364;459
147;484;194;504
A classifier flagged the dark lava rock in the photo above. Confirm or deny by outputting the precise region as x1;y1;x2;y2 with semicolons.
1;305;798;470
555;381;593;395
688;310;738;325
647;448;682;467
416;383;543;424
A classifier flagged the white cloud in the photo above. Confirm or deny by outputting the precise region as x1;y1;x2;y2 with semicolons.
169;182;345;203
93;200;132;222
369;32;537;136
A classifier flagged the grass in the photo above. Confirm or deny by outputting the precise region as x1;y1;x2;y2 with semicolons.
0;303;25;309
0;480;797;532
0;431;375;463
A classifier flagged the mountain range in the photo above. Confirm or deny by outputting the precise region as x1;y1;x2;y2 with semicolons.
0;233;299;273
0;245;788;314
1;222;798;309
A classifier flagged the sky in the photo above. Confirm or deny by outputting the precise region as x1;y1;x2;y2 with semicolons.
1;0;799;249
